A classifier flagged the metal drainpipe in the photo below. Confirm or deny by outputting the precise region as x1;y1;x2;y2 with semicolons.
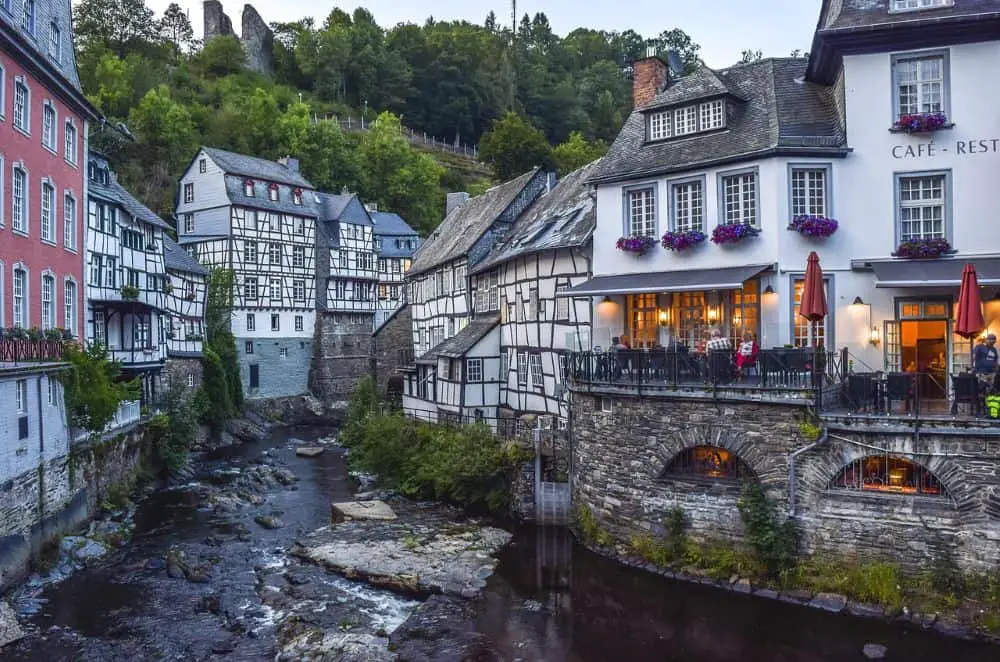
788;427;828;517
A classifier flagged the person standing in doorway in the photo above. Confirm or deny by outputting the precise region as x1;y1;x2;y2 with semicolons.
974;333;999;392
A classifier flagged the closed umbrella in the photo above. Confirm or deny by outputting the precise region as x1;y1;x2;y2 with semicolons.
955;263;985;339
799;251;828;346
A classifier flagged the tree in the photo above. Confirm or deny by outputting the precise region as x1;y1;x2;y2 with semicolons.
739;49;764;64
60;344;141;440
552;132;607;175
479;112;553;180
159;2;194;52
127;85;197;171
91;52;134;118
193;35;246;77
74;0;159;56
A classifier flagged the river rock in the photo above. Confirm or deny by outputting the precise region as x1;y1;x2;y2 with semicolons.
278;631;393;662
295;447;325;458
331;501;397;524
273;469;299;486
862;643;888;659
295;520;512;597
255;515;284;530
809;592;847;613
60;536;109;564
0;601;24;648
391;595;502;662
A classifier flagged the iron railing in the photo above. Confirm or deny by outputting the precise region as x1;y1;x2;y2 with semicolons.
0;338;67;363
831;369;998;421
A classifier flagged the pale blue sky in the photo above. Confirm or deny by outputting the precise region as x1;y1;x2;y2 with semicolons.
148;0;822;68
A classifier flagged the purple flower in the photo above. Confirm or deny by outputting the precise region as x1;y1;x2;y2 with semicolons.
893;238;952;259
893;113;948;133
711;223;759;245
661;230;707;252
790;215;838;238
616;235;657;256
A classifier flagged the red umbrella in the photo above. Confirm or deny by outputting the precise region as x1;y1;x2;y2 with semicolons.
799;251;828;322
955;263;985;339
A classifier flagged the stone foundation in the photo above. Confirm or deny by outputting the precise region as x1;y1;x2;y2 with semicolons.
372;305;412;399
310;312;374;403
163;356;204;394
570;389;1000;573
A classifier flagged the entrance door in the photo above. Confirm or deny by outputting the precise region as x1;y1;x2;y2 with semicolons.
249;364;260;389
896;298;951;402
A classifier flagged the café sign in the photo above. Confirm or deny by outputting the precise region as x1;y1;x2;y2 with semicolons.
892;138;1000;159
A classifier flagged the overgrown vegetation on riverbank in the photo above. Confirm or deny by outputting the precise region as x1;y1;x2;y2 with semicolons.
575;484;1000;636
341;378;528;514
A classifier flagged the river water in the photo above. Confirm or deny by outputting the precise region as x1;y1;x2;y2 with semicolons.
1;426;997;661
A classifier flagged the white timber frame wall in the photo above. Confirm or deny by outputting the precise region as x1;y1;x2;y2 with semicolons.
409;257;470;358
165;265;207;357
329;217;377;322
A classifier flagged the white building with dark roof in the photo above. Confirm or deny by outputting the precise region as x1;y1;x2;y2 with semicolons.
175;147;317;399
372;210;420;329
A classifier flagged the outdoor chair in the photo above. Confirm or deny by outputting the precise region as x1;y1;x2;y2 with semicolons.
885;373;915;414
951;373;982;416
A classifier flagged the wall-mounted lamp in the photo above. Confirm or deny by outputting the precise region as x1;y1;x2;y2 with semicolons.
852;296;865;306
707;306;719;323
869;326;881;347
601;296;614;305
763;284;775;296
658;308;670;326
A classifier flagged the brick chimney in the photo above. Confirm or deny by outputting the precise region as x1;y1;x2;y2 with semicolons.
277;156;300;173
632;49;669;108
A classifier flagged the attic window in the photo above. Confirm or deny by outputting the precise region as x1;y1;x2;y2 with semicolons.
268;183;279;201
891;0;952;12
292;188;303;205
244;179;255;197
647;99;725;142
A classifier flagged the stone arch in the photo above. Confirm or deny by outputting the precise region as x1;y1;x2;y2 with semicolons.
827;455;952;499
649;425;778;485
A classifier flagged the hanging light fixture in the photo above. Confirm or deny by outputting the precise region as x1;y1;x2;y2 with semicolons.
852;296;865;306
763;284;775;295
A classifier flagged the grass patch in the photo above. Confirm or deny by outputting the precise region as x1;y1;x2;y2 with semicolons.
574;504;612;547
31;533;64;574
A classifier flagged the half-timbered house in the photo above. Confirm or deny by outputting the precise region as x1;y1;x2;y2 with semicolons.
470;161;599;429
401;168;550;423
372;210;420;329
175;148;317;399
85;152;170;404
162;234;208;392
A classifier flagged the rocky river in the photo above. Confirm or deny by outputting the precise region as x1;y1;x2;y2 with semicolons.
1;425;999;661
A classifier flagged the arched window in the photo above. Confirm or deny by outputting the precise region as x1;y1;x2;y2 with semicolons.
831;455;948;497
663;445;752;480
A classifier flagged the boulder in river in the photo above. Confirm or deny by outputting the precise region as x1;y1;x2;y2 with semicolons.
0;601;24;648
295;447;325;458
331;500;397;524
390;595;502;662
255;515;284;530
863;643;888;659
278;631;393;662
59;536;109;564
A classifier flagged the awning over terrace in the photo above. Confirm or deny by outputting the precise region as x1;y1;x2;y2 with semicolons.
872;257;1000;288
560;264;773;296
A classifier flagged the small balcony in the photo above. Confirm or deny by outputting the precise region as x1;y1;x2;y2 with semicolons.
0;333;70;366
108;345;167;366
567;347;838;405
74;399;142;442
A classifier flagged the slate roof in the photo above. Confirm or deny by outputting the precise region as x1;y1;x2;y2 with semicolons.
0;0;89;101
162;234;208;275
318;194;374;227
408;169;540;277
471;160;599;274
416;317;499;362
87;153;171;230
639;63;744;111
588;58;846;185
202;147;314;188
372;212;420;259
817;0;999;31
225;176;320;218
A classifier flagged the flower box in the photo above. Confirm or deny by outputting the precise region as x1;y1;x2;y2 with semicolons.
661;230;707;252
893;238;952;259
121;285;140;299
616;235;657;256
711;224;759;245
789;215;838;238
891;113;949;134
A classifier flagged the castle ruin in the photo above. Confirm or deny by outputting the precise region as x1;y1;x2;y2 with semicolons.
203;1;275;76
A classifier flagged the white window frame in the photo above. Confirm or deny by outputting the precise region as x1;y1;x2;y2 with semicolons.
892;51;948;120
244;240;257;263
183;214;193;234
13;78;29;134
670;176;705;232
268;185;279;202
40;180;54;242
244;277;258;301
244;180;254;197
673;105;698;136
466;358;484;383
789;165;830;218
648;111;671;141
699;99;725;131
63;278;76;334
890;0;952;12
269;277;281;301
93;310;106;346
245;340;254;354
13;265;27;328
199;159;206;173
183;182;193;203
246;313;256;332
15;379;28;413
294;315;303;332
64;119;77;165
47;376;56;405
268;242;281;265
293;279;305;301
0;64;6;121
624;185;656;237
279;347;288;358
895;170;950;243
529;353;544;388
40;273;54;329
21;0;34;33
63;191;76;250
718;167;759;227
12;164;27;234
292;245;305;268
41;101;56;151
517;351;528;387
270;313;280;332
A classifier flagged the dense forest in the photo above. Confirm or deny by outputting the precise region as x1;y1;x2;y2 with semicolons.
73;0;703;234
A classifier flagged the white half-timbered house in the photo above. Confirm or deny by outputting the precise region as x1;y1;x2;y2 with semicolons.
175;147;317;399
470;161;599;429
401;168;550;423
85;152;171;404
163;235;208;361
372;210;420;329
317;193;378;322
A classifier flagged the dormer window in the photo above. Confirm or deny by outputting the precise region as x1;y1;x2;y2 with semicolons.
244;179;255;197
647;99;726;142
891;0;951;11
292;188;302;205
268;183;279;201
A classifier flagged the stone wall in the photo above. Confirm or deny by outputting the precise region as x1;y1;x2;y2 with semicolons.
570;389;1000;573
310;312;374;404
241;336;313;400
372;304;413;398
163;356;204;394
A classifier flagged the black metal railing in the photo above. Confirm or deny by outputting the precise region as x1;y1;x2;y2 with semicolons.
0;338;67;363
567;348;839;395
832;369;998;422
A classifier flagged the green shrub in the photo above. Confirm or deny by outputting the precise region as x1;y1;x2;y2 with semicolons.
851;562;904;612
737;481;800;579
574;504;612;546
199;346;233;432
341;375;382;449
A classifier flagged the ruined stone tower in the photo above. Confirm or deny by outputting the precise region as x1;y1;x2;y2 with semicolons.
202;1;275;76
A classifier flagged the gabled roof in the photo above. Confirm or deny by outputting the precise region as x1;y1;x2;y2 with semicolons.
589;58;847;185
318;193;374;227
416;317;499;362
201;147;314;188
372;211;417;237
409;169;540;277
225;176;320;218
162;235;208;275
471;160;599;274
639;63;744;111
806;0;1000;84
87;153;171;230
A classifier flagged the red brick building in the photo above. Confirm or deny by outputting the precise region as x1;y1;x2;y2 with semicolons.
1;0;99;336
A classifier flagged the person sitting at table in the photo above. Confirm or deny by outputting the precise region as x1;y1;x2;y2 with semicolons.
706;328;731;352
613;335;631;351
657;325;683;351
735;331;759;378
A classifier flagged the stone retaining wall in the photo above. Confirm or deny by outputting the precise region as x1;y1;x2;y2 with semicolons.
570;389;1000;573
